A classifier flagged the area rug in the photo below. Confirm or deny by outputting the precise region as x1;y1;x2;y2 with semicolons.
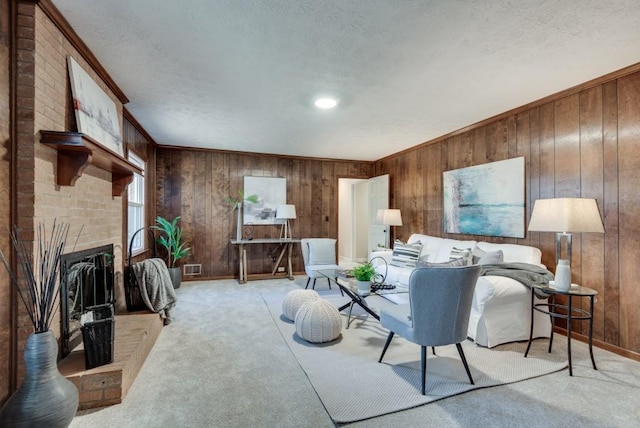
262;291;568;424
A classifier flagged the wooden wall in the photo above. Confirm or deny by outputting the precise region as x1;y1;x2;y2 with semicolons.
155;148;373;278
374;67;640;357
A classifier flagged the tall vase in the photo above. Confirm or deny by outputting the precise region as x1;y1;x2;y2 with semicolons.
236;202;243;240
0;330;79;427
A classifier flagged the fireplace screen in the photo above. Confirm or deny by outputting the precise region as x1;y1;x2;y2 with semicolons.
60;244;114;358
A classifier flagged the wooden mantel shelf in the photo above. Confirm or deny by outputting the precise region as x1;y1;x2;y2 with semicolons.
40;131;142;197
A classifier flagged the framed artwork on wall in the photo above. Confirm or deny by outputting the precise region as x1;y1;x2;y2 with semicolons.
243;176;286;225
443;157;525;238
67;56;123;156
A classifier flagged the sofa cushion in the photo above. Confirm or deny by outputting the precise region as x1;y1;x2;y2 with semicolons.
408;234;443;262
416;257;467;268
449;247;473;265
435;239;477;263
390;240;423;268
476;242;542;265
472;246;505;265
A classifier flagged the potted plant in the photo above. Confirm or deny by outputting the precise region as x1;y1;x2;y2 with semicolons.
224;191;259;240
351;262;376;295
153;216;191;289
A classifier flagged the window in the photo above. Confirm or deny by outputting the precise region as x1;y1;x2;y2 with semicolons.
127;152;145;254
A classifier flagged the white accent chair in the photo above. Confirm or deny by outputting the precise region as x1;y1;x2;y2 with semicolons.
300;238;342;293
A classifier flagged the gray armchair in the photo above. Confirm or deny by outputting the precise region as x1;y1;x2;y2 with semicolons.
300;238;341;292
378;264;481;395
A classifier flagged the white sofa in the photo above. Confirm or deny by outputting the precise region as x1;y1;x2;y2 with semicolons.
371;234;552;348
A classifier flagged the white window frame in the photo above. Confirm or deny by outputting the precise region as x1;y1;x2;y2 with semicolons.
127;152;145;255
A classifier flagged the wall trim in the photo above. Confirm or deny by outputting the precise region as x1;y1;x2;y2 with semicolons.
37;0;129;104
377;61;640;163
124;108;158;148
155;143;376;165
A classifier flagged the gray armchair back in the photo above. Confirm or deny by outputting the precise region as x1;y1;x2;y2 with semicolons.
408;265;481;347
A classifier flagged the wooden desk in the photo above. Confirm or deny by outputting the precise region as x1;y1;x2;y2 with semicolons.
230;238;300;283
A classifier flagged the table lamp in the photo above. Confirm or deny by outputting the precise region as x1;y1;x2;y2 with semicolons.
376;208;403;249
276;204;297;240
528;198;604;290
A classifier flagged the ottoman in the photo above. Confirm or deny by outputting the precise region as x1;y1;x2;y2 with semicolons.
294;299;342;343
282;289;320;322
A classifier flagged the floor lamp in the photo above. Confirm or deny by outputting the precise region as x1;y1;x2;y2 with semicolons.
376;209;403;249
276;204;296;240
528;198;604;290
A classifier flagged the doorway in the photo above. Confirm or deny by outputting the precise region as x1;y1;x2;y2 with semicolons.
337;174;389;264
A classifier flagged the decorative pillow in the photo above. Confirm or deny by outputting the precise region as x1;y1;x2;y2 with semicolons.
449;247;472;265
416;257;467;268
472;246;504;265
390;239;423;268
307;240;335;265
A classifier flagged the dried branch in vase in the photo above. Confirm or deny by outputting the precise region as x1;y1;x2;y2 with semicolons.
0;220;80;333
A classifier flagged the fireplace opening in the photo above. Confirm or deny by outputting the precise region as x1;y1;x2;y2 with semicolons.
60;244;114;359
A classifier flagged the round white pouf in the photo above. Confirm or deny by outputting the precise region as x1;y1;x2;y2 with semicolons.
294;299;342;343
282;289;321;322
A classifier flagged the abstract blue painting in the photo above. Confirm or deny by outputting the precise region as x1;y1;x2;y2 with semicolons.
443;157;524;238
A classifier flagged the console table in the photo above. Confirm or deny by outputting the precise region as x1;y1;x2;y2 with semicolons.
230;238;300;283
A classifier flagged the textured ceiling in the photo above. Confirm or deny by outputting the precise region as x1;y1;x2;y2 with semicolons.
50;0;640;161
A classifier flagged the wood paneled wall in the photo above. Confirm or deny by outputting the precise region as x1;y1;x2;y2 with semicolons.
374;68;640;356
155;148;373;278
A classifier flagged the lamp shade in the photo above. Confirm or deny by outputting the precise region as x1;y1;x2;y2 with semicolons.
528;198;604;233
376;209;403;226
276;204;297;220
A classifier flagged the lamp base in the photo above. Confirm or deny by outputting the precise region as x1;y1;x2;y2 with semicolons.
553;259;571;291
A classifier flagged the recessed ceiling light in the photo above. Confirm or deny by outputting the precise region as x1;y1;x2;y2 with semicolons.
314;97;338;109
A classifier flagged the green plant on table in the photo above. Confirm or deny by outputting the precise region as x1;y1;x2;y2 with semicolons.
351;262;376;282
224;191;259;210
152;216;191;268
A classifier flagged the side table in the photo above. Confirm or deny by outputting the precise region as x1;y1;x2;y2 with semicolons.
525;283;598;376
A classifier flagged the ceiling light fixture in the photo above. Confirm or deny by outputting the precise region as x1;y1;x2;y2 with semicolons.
314;97;338;109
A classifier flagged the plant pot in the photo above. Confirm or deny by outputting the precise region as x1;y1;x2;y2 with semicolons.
357;280;371;295
0;330;79;427
168;266;182;289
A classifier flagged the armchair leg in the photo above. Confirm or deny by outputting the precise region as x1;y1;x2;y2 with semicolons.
312;278;317;289
378;332;395;363
456;343;474;385
335;278;344;296
327;278;332;289
305;278;311;289
421;346;427;395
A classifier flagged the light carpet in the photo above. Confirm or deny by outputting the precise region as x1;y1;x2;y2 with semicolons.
262;291;568;424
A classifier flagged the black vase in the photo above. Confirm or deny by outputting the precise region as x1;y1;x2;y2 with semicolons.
0;330;79;427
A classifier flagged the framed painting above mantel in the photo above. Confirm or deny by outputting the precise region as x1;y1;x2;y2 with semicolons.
443;157;525;238
67;56;123;157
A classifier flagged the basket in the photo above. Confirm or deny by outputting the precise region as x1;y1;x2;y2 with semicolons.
125;227;156;312
81;303;115;369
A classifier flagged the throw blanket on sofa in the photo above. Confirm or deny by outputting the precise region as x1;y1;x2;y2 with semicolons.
131;258;177;324
480;262;554;299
